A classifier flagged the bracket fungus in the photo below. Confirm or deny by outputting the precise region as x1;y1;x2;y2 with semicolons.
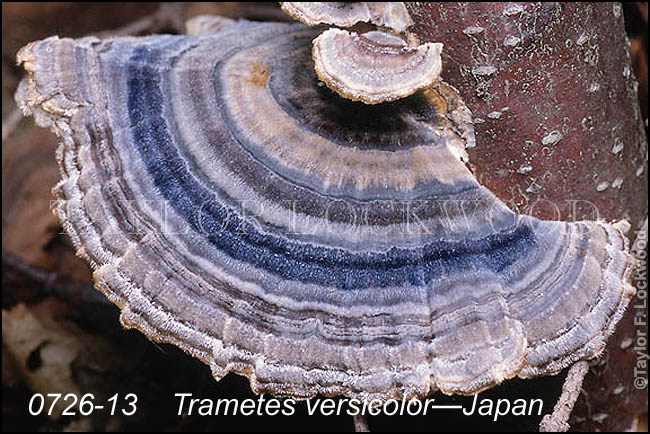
16;19;635;401
283;2;435;105
312;29;443;104
280;2;413;33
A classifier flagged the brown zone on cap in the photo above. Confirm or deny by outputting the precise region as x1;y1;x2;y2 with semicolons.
246;61;270;87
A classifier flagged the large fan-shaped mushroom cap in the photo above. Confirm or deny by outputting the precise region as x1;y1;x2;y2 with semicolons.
16;20;635;400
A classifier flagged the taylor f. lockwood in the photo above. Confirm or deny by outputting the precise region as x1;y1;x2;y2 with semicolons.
174;393;544;422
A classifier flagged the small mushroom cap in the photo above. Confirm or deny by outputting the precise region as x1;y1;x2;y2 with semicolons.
281;2;413;33
313;28;443;104
16;21;635;400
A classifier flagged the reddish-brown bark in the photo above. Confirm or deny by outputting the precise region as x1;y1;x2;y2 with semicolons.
408;3;647;228
407;3;648;431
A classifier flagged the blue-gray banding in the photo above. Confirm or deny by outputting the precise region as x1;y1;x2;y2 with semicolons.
126;44;535;290
215;58;479;201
